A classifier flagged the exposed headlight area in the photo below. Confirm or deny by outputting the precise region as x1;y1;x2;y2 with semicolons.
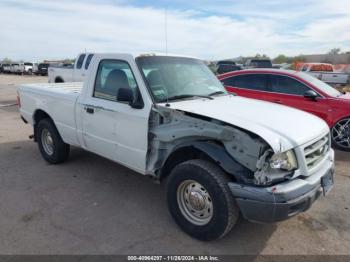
269;150;298;171
254;149;298;186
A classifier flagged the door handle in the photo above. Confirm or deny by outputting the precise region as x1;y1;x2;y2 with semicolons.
272;99;283;104
85;107;94;114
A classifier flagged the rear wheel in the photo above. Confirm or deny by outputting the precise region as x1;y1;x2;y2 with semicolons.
37;119;70;163
166;159;239;241
55;77;64;83
331;117;350;151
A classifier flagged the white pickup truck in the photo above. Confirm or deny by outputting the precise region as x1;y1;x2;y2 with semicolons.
300;63;349;86
48;53;94;83
18;53;335;241
17;62;34;75
10;63;19;74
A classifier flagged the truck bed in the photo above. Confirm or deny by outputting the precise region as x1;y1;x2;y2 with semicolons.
19;82;84;147
307;71;349;85
20;82;83;96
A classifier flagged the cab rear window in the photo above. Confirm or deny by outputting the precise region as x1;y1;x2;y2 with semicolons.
76;54;86;69
85;54;94;70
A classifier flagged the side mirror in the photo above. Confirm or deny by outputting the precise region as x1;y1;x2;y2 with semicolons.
117;87;134;104
304;90;318;101
117;87;144;109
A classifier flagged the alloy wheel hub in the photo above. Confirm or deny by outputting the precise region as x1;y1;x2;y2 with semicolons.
332;118;350;148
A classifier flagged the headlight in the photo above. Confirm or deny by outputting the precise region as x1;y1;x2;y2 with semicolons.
269;150;298;171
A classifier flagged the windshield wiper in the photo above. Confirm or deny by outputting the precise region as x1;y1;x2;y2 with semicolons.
209;90;237;97
164;94;213;102
208;91;226;96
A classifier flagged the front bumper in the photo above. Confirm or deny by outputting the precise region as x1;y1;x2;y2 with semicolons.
228;150;335;223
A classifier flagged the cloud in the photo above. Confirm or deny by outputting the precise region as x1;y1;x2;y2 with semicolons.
0;0;349;61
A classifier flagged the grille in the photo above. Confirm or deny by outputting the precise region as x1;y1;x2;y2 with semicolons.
304;135;330;169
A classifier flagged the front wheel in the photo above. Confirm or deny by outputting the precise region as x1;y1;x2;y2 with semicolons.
331;117;350;151
166;159;239;241
37;118;70;163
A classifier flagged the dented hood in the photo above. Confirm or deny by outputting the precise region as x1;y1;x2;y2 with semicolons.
159;95;329;152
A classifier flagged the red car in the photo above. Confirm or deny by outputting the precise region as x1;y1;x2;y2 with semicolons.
218;69;350;151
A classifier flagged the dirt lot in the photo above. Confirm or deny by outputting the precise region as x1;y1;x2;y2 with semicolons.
0;74;349;255
335;84;350;93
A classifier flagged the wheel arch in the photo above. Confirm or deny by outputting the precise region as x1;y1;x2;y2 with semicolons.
33;109;56;142
159;141;252;182
55;76;64;83
331;115;350;128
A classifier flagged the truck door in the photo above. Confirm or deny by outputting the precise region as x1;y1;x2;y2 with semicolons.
78;58;150;173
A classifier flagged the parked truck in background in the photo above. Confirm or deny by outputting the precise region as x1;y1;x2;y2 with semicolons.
36;63;50;76
10;63;20;74
244;59;273;68
2;64;11;73
300;63;349;86
18;53;334;241
48;53;94;83
32;63;38;75
215;60;242;74
18;62;34;74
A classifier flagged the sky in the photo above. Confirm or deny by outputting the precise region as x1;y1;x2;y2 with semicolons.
0;0;349;61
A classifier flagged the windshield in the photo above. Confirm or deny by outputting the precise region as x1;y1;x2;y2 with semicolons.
297;72;342;97
136;56;227;103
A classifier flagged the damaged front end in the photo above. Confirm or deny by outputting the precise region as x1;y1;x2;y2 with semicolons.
254;149;298;185
145;105;336;224
146;105;295;187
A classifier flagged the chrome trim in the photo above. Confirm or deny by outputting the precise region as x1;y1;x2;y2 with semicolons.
304;134;330;170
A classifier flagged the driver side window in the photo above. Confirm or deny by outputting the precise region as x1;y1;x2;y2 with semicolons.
269;75;310;96
93;60;137;102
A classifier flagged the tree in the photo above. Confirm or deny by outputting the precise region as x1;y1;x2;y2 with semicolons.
273;54;291;64
292;55;306;63
328;48;341;55
234;56;245;64
1;58;12;64
254;53;269;59
62;58;75;64
207;62;216;74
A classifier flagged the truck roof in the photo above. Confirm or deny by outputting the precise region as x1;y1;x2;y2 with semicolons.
92;52;199;60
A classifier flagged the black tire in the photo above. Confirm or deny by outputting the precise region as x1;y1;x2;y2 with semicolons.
331;118;350;152
166;159;239;241
37;118;70;164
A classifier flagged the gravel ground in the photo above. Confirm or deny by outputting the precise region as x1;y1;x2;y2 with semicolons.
0;74;349;255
